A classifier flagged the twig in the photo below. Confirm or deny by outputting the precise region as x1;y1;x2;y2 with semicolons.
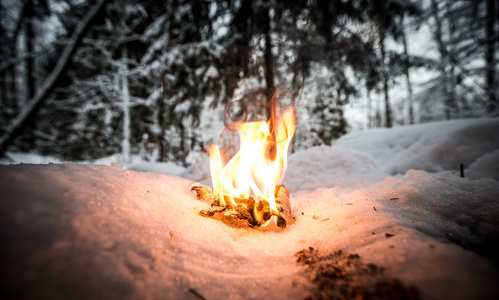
188;288;207;300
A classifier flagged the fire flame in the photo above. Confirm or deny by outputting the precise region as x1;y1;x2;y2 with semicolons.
208;96;295;224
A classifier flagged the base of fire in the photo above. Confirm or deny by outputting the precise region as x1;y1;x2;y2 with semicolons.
191;184;291;229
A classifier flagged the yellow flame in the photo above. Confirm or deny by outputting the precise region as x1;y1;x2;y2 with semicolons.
208;105;295;218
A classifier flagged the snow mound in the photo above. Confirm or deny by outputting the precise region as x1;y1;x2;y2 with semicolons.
373;170;499;261
466;149;499;181
334;118;499;177
283;146;386;193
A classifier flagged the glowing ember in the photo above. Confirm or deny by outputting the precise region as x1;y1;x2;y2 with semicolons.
205;94;295;227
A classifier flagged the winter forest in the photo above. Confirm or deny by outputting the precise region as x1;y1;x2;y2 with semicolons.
2;1;499;299
0;0;498;165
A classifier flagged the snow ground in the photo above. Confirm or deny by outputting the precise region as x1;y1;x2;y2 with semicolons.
1;117;499;299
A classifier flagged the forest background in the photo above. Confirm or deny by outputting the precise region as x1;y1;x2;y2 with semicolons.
0;0;497;166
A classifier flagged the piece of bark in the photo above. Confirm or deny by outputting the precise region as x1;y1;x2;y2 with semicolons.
274;185;291;228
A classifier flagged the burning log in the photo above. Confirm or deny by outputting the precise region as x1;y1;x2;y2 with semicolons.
191;184;292;229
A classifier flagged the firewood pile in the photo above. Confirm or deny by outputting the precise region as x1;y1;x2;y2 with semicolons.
191;184;291;229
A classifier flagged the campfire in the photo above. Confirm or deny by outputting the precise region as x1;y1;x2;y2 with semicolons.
192;93;295;229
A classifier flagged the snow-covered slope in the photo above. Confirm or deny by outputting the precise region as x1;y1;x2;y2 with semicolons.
333;117;499;179
1;118;499;299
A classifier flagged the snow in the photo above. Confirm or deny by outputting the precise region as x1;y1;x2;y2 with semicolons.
334;117;499;178
1;117;499;299
0;152;66;165
127;161;187;177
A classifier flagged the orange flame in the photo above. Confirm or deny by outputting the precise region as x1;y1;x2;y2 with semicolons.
208;95;295;223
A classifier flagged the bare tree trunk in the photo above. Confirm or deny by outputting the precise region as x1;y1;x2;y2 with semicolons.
366;87;373;128
379;31;392;128
289;36;307;153
430;0;455;120
156;0;177;162
401;14;414;124
486;0;497;113
263;5;275;120
0;0;107;155
0;0;12;122
121;43;131;164
335;89;347;138
291;43;305;106
179;124;187;167
156;89;166;162
21;0;36;146
25;0;36;101
262;5;278;160
375;94;382;128
446;1;459;118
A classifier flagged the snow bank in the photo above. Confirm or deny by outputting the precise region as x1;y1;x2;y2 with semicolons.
334;117;499;178
466;149;499;181
283;146;386;193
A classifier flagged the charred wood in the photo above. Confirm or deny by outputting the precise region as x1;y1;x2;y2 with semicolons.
191;184;292;229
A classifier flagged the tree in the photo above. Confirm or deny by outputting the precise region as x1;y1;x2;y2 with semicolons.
427;0;498;119
4;0;486;163
309;66;349;146
142;0;228;164
366;0;421;127
0;0;16;128
485;0;497;114
0;0;107;156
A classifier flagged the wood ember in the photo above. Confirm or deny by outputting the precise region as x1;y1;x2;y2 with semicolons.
296;247;419;300
191;184;292;229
